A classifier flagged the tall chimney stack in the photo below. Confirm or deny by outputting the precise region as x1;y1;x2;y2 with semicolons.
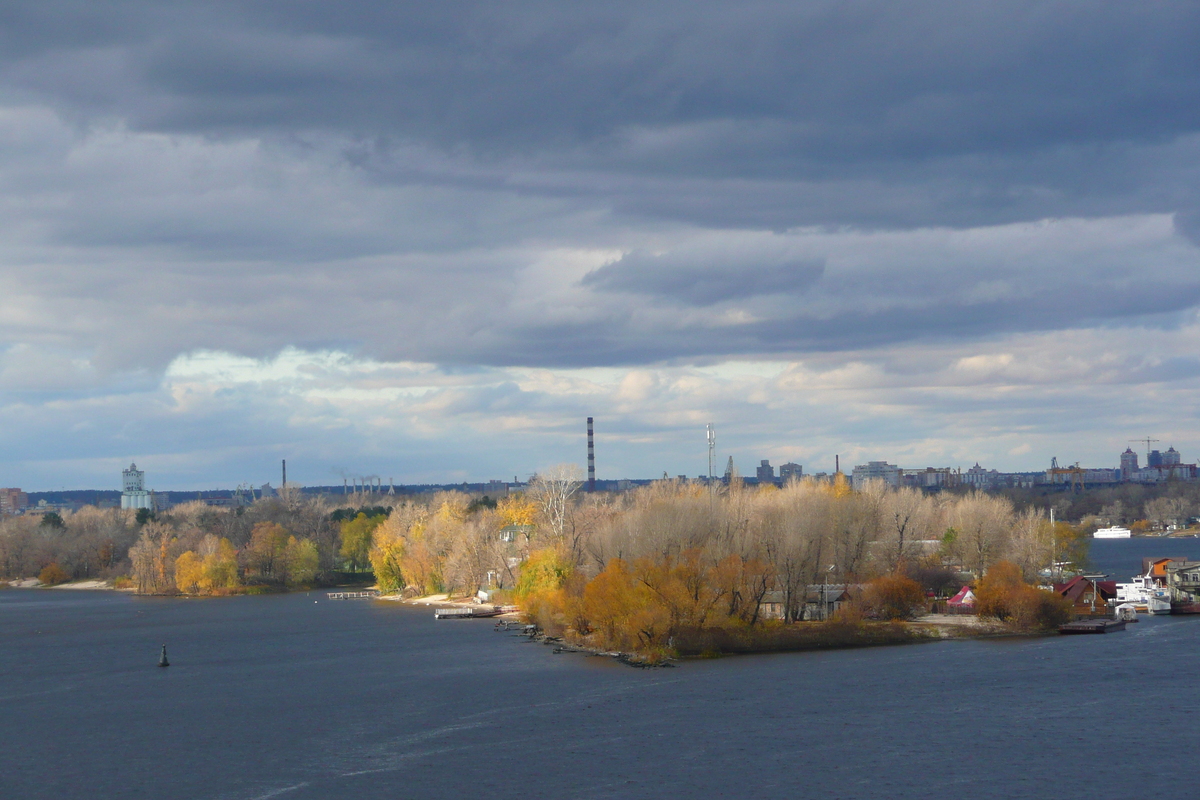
282;459;287;490
835;455;839;474
587;417;595;492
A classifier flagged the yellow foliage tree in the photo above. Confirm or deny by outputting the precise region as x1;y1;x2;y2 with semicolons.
581;558;671;652
497;494;537;528
283;536;318;585
369;522;407;594
514;548;572;604
339;513;382;572
175;551;205;594
202;538;239;591
247;522;289;578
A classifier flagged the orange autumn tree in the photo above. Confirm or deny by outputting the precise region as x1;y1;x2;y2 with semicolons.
859;572;926;620
975;560;1071;630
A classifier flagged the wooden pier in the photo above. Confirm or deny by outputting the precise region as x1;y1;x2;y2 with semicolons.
327;590;381;600
1058;618;1126;635
435;605;504;619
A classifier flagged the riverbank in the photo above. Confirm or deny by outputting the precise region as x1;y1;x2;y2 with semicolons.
1;578;129;591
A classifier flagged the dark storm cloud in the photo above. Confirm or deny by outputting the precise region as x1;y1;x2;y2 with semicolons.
1;0;1199;377
4;1;1199;229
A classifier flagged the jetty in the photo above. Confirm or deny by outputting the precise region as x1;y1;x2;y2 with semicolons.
1058;619;1127;635
435;605;504;619
327;590;381;600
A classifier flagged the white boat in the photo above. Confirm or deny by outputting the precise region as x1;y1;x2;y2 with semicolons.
1113;572;1172;614
1147;588;1172;615
1094;526;1132;539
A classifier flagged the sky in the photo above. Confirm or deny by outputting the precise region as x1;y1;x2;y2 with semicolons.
2;1;1200;491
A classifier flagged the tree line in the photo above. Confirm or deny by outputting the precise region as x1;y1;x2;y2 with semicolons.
2;472;1086;641
0;495;395;594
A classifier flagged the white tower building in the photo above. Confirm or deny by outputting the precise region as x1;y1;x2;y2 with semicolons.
121;463;152;510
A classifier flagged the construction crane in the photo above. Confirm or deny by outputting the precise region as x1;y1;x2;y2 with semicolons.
1130;437;1160;461
1047;460;1086;492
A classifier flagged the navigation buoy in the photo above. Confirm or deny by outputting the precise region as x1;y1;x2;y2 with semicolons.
158;644;170;668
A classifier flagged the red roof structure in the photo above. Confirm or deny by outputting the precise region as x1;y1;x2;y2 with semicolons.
1053;576;1117;604
947;585;976;607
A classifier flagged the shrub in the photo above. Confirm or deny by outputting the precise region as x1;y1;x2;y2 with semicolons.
860;573;926;620
39;562;70;585
976;560;1071;631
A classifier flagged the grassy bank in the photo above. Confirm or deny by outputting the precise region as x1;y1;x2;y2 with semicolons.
669;620;937;657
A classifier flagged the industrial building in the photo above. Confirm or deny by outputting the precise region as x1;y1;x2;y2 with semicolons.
121;463;153;510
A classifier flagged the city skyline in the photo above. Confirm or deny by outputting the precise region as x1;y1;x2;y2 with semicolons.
5;433;1196;494
3;3;1200;489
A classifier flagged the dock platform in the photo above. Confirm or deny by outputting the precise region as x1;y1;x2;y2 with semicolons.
327;590;381;600
435;606;504;619
1058;619;1126;635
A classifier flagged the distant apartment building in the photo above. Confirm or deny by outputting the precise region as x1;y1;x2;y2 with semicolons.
778;462;803;483
0;488;28;515
121;463;153;510
962;463;1000;488
756;460;776;483
852;461;901;489
901;467;956;489
1121;446;1195;483
1120;448;1139;479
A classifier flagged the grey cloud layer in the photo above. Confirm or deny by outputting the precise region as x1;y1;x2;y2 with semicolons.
3;2;1199;226
4;2;1200;486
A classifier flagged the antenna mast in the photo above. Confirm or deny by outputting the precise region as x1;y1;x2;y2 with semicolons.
707;424;716;481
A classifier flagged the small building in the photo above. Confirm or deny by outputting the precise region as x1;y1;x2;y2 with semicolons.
499;524;533;543
1164;561;1200;610
1054;576;1117;615
801;584;852;620
1143;557;1188;584
759;590;787;620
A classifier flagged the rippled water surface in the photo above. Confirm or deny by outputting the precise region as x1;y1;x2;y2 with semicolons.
3;541;1199;800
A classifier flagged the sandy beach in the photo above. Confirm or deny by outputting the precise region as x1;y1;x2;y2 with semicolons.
1;578;122;591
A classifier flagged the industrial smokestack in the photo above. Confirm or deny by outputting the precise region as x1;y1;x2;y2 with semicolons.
282;459;287;490
835;455;839;474
587;417;595;492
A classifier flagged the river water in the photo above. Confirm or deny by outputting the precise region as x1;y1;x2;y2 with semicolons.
3;538;1199;800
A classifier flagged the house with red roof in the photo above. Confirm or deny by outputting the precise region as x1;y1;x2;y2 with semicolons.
1053;576;1117;615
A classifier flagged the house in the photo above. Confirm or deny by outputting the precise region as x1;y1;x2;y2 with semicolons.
801;584;852;620
1142;557;1188;585
758;590;787;620
499;524;533;543
1164;561;1200;612
1053;576;1117;615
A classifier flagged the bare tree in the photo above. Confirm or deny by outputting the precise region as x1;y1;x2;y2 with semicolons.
529;463;584;554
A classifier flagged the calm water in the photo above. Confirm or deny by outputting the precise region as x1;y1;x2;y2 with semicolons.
3;541;1199;800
